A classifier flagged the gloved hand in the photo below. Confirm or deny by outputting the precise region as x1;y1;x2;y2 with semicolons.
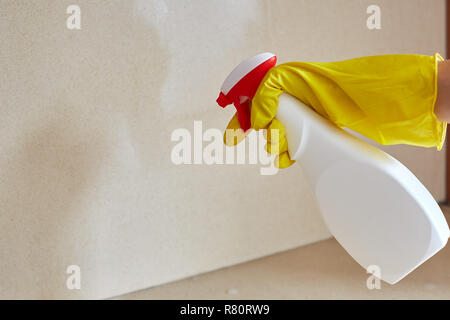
224;107;294;168
224;54;446;168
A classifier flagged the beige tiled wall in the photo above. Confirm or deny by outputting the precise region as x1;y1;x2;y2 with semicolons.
0;0;446;299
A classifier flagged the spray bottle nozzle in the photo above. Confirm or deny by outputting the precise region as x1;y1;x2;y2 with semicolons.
216;92;231;108
217;52;277;131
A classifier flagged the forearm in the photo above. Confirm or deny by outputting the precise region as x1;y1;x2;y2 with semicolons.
435;60;450;122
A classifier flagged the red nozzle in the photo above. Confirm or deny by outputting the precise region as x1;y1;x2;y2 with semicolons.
217;53;277;131
216;92;231;108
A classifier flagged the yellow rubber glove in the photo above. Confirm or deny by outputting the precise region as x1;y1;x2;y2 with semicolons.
225;53;447;168
224;109;294;168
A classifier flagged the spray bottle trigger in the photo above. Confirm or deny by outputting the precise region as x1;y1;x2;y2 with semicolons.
233;98;251;132
216;92;231;108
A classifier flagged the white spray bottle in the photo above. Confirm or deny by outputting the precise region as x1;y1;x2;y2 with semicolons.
217;52;450;284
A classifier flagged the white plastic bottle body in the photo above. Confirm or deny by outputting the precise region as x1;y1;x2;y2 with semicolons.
276;93;450;284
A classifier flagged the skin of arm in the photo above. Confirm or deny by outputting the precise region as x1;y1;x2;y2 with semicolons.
435;60;450;122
